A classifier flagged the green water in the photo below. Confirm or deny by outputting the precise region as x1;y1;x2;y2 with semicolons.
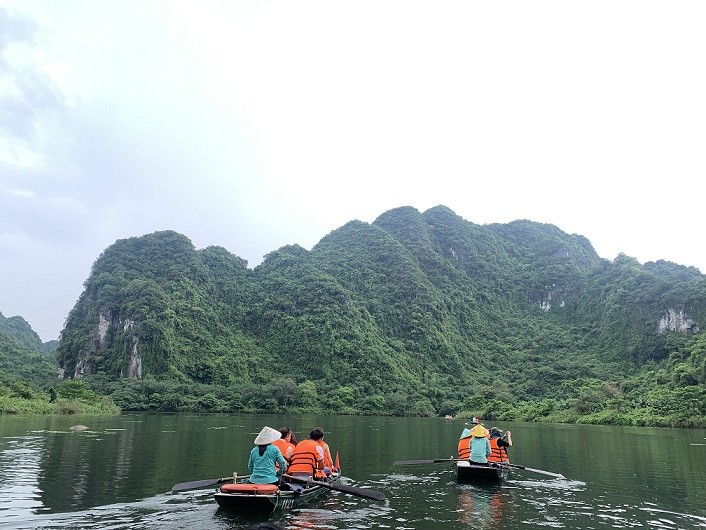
1;413;704;529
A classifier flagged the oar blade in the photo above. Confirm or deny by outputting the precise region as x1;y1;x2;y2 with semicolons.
328;482;386;501
508;464;565;479
523;466;565;479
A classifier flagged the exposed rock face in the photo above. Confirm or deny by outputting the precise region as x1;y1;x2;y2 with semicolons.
657;309;699;334
123;319;142;379
72;307;142;379
537;284;566;311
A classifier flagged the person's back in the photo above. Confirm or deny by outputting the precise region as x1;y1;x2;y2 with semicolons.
468;424;491;464
248;426;287;484
288;428;325;478
272;427;295;463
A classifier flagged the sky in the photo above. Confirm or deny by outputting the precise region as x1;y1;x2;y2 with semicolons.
1;1;705;342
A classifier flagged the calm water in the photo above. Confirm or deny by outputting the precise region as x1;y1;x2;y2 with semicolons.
0;413;704;529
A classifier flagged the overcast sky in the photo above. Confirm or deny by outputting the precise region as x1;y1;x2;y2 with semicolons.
1;1;705;342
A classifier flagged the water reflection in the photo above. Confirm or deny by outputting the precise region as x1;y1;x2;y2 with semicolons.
457;485;507;528
0;435;45;523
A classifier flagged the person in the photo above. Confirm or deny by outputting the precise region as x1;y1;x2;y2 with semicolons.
272;427;296;463
458;426;472;459
469;423;491;465
458;418;488;459
487;427;512;464
315;426;336;477
287;427;325;479
248;426;287;484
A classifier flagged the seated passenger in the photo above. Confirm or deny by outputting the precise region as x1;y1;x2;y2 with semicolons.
288;428;325;480
488;427;512;464
272;426;296;463
248;426;287;484
469;424;491;465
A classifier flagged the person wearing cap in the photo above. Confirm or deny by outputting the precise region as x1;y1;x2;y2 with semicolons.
469;423;492;465
248;426;287;484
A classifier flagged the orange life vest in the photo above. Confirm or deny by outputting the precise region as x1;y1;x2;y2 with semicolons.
487;437;509;463
320;440;333;468
288;439;323;475
272;439;294;462
458;437;471;459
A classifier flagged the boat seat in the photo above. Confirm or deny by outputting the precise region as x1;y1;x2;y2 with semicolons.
220;483;280;494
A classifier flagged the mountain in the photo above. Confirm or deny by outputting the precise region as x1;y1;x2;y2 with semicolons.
0;312;57;386
52;206;706;424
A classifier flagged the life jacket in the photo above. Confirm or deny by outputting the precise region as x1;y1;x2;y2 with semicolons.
458;437;471;459
288;439;322;476
487;437;509;463
319;440;333;468
272;439;294;462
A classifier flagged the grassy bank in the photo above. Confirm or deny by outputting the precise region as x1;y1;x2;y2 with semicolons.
0;379;120;415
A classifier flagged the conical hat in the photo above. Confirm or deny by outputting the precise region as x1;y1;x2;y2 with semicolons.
470;424;487;438
254;426;281;445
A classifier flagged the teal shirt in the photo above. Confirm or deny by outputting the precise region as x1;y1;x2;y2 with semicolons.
248;444;287;484
470;437;491;463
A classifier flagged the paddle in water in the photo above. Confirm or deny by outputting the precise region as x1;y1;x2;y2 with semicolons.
392;458;565;479
172;474;249;492
283;474;385;501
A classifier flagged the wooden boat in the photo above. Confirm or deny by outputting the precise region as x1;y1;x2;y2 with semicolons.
454;460;509;484
213;471;341;512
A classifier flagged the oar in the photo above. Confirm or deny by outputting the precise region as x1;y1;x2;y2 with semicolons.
507;463;565;479
284;474;385;501
171;474;249;492
393;458;457;465
393;458;565;479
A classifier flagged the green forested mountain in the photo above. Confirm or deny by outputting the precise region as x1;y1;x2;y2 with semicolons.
46;206;706;425
0;311;58;389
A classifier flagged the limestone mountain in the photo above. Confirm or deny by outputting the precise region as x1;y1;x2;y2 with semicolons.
54;205;706;421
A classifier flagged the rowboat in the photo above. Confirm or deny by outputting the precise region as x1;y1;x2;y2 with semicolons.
454;461;509;484
213;471;341;512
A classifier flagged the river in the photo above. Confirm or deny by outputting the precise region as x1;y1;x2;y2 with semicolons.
1;413;704;529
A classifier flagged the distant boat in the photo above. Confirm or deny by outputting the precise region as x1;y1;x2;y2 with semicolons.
444;415;454;421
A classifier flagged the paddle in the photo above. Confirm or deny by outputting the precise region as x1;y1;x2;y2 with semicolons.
171;474;249;492
392;458;565;479
284;474;385;501
393;458;458;465
506;463;565;479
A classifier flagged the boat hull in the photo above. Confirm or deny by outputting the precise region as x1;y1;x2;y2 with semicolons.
455;461;509;484
213;472;340;512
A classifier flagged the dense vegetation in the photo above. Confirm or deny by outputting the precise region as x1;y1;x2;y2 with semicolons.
0;312;117;413
3;206;705;426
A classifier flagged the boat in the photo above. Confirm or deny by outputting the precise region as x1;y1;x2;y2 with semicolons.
213;471;341;512
454;460;509;484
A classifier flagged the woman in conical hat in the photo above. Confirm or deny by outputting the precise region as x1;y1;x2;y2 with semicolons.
469;424;492;464
248;426;287;484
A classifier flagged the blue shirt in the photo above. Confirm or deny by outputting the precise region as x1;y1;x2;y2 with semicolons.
470;437;491;463
248;444;287;484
